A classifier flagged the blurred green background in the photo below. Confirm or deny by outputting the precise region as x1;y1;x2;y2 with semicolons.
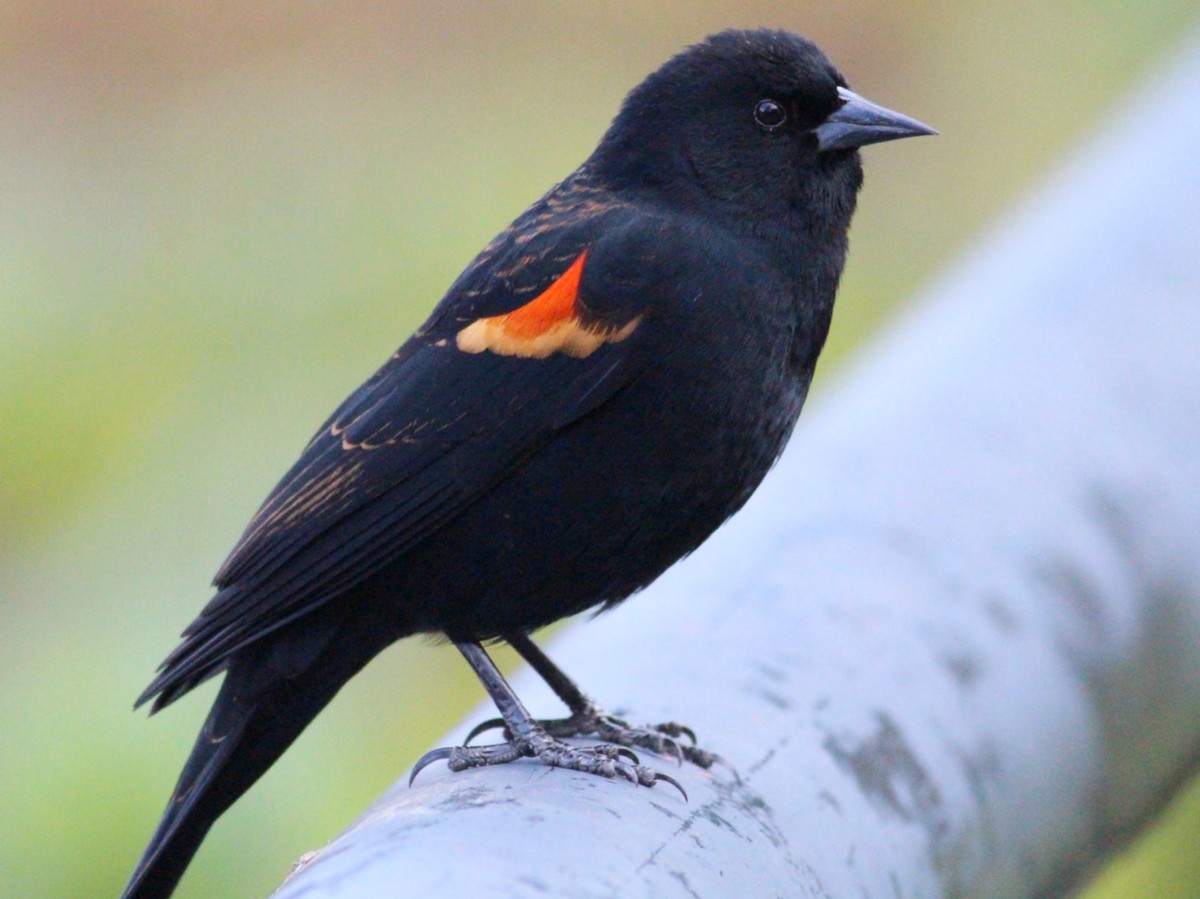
3;3;1200;897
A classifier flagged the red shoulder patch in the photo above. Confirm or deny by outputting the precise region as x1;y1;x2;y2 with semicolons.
455;252;640;358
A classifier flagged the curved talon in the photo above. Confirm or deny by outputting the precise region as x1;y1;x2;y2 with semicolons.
652;722;697;745
614;746;640;765
409;747;455;786
464;717;507;745
659;737;684;765
410;736;693;802
653;772;688;801
413;698;713;800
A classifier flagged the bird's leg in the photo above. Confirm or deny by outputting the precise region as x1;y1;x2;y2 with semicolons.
465;632;719;769
410;640;685;797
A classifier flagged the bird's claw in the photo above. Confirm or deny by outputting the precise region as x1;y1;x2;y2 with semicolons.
409;723;686;799
651;771;688;801
464;716;508;745
653;721;698;746
456;694;718;781
462;709;710;765
409;746;455;786
615;745;640;765
537;705;717;769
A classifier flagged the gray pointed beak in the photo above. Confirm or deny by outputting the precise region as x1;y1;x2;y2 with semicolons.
815;86;937;152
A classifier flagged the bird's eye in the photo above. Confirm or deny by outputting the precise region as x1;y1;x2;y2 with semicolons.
753;98;787;132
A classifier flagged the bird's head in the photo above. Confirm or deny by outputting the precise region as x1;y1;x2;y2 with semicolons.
592;29;935;230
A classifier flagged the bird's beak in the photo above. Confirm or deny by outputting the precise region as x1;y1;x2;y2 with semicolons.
815;86;937;152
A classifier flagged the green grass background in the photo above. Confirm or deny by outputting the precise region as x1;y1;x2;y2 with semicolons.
3;3;1199;896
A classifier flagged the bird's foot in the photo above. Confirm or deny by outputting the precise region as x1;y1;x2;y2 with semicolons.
464;700;721;769
410;721;687;798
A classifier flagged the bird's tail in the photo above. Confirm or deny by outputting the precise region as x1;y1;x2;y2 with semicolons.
120;607;383;899
120;682;257;899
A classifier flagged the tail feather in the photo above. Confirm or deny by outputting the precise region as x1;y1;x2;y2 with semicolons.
120;699;250;899
119;672;262;897
121;603;387;899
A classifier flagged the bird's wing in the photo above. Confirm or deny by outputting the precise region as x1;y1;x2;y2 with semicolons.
140;208;681;710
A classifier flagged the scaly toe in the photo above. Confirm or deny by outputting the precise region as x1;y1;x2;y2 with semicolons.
409;723;688;801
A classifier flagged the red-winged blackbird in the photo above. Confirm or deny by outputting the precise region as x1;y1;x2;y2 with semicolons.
121;28;933;899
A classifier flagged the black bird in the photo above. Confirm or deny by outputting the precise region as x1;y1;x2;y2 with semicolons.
121;28;934;899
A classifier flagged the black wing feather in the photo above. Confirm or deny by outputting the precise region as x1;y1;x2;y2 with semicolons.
139;205;667;710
